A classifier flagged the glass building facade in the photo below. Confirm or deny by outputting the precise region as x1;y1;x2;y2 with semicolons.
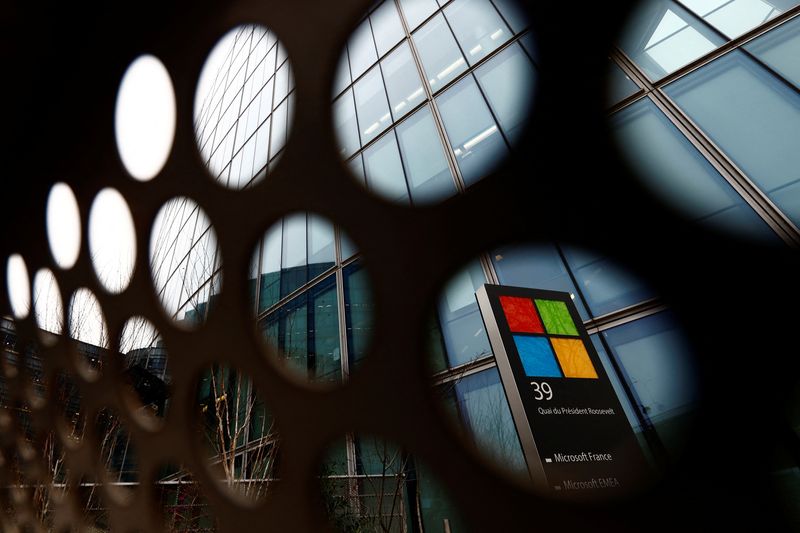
4;1;800;531
332;0;537;204
135;1;723;529
611;0;800;245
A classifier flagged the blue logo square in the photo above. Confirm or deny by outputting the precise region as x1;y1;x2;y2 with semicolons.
513;335;562;378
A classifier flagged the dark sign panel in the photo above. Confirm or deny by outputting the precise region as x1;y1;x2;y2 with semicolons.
475;284;649;498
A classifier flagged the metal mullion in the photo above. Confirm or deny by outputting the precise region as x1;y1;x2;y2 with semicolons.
469;68;515;153
252;228;264;319
333;225;351;382
647;89;800;246
395;1;466;194
607;89;648;114
342;30;530;165
488;0;530;39
431;354;496;386
340;253;361;269
175;266;221;320
224;29;252;92
197;38;237;141
228;83;277;169
204;49;237;174
344;98;426;162
613;47;800;246
418;25;535;173
254;261;340;323
478;252;499;285
396;1;447;36
332;35;408;101
264;59;279;164
610;49;653;90
583;299;667;335
226;35;256;189
256;266;338;322
374;54;415;204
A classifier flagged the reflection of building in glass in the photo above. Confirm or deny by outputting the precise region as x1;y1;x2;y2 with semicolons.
612;0;800;244
333;0;536;204
143;2;703;528
14;0;800;530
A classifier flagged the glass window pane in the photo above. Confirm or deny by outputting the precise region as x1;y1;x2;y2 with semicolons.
353;65;392;145
309;279;341;384
491;0;530;33
355;435;404;476
437;75;508;186
281;213;307;297
745;16;800;89
602;312;698;458
333;89;361;158
561;246;655;317
333;53;351;97
618;0;725;80
607;59;640;107
340;231;358;260
450;367;527;475
381;42;426;121
520;31;537;63
261;276;340;385
259;221;282;312
307;215;335;279
269;98;288;160
414;13;468;92
395;105;457;204
612;97;779;241
681;0;794;38
589;335;645;437
344;263;373;368
417;463;467;533
444;0;512;65
371;1;406;56
348;154;366;186
348;20;379;80
363;131;411;205
490;244;590;320
273;61;290;106
474;42;536;145
437;260;490;368
664;51;800;226
399;0;439;29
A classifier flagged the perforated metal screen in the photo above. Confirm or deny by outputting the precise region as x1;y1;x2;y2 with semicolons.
1;0;800;531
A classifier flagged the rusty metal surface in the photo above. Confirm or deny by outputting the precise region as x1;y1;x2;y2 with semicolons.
1;0;799;531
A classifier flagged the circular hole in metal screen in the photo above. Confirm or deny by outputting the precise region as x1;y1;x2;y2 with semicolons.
46;183;82;270
195;364;279;505
333;0;536;206
194;25;295;189
114;54;177;182
252;213;372;389
149;197;221;329
88;188;137;294
428;243;700;501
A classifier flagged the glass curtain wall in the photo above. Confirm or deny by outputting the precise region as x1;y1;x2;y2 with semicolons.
431;243;698;481
335;0;538;205
610;0;800;242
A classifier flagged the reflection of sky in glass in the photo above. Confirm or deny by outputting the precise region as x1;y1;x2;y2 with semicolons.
333;0;535;205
